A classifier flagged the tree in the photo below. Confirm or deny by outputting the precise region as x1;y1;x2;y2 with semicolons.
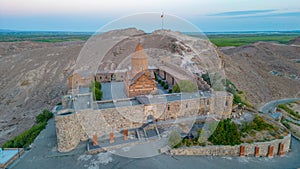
90;81;101;90
208;119;241;146
36;109;53;123
164;83;169;89
89;81;103;100
172;80;198;93
92;87;103;100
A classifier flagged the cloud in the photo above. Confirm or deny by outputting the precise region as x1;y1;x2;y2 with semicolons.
209;9;276;16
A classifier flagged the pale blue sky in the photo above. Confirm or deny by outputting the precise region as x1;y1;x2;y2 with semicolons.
0;0;300;32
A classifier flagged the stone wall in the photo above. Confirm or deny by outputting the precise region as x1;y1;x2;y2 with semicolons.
55;91;233;152
170;134;291;157
55;113;87;152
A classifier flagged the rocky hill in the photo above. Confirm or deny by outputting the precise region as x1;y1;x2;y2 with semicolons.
222;42;300;107
0;41;82;145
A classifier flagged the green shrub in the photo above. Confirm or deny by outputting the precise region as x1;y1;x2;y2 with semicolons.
2;122;47;148
161;81;165;86
208;119;241;146
36;109;53;123
201;73;211;86
164;83;169;89
158;79;162;83
2;109;53;148
278;104;300;119
168;89;172;93
91;86;103;100
89;81;102;90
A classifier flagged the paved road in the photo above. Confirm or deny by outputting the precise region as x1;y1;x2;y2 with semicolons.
9;117;300;169
259;98;300;114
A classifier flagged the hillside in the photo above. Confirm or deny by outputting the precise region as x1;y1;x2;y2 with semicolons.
0;41;82;145
222;42;300;107
287;36;300;45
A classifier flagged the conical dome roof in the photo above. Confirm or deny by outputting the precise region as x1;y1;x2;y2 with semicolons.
132;43;147;59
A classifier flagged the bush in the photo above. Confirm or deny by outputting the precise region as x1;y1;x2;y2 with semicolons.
164;83;169;89
89;81;102;90
92;87;103;100
168;89;172;93
89;81;103;101
158;79;162;83
36;109;53;123
161;81;165;86
208;119;241;146
278;104;300;119
2;109;53;148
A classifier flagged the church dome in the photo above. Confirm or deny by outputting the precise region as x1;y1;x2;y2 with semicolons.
131;43;148;73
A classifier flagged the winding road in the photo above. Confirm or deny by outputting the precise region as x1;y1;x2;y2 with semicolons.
259;98;300;114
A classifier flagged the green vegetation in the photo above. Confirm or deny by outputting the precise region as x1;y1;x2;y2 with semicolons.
240;115;285;142
202;72;252;107
89;81;103;101
201;73;211;86
0;32;90;42
154;72;159;81
281;119;291;129
36;109;54;123
278;103;300;119
224;79;252;107
163;83;169;89
2;109;53;149
172;80;198;93
241;116;274;133
208;119;241;146
207;34;300;47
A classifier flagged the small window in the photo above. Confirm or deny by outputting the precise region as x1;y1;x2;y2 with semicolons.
225;101;228;106
168;105;170;111
207;100;210;105
100;76;102;80
186;103;188;108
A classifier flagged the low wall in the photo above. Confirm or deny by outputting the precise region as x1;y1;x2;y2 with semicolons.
170;134;291;157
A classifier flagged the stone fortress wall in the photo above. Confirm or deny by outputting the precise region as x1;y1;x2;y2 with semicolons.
170;134;291;158
55;92;233;152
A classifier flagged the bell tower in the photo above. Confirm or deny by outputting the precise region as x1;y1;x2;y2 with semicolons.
131;43;148;75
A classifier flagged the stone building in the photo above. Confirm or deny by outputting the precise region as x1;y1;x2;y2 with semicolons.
68;73;94;89
124;43;157;97
56;42;235;153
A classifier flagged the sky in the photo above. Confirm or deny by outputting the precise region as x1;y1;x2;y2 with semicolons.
0;0;300;32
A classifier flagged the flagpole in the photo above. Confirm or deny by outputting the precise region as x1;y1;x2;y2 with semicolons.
161;12;164;30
